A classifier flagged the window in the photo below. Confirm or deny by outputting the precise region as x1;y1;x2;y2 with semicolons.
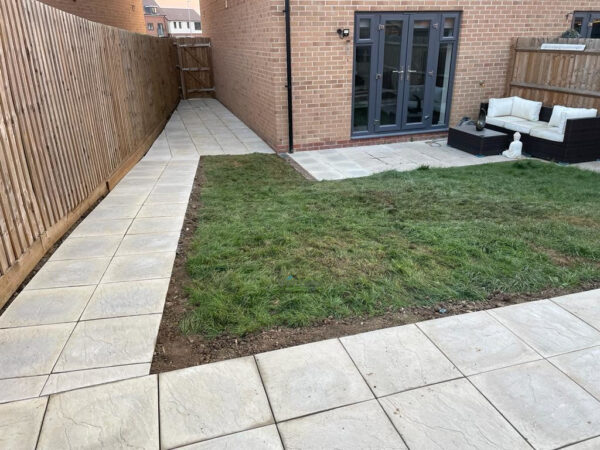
194;21;202;31
158;23;164;36
352;12;460;136
572;12;600;38
179;21;182;28
147;23;154;31
144;6;157;15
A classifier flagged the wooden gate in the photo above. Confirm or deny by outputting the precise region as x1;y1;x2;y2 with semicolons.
174;37;215;99
505;37;600;109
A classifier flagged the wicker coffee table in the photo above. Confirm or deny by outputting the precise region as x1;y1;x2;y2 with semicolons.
448;124;510;156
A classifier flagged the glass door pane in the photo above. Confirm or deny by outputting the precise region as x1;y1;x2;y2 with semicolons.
590;14;600;38
353;46;372;132
375;17;407;131
404;19;431;126
433;42;453;125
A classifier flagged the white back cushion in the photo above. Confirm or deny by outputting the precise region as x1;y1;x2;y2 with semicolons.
553;107;598;133
511;97;542;121
487;97;514;118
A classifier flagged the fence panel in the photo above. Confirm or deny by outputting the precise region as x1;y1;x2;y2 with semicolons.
506;37;600;110
0;0;179;305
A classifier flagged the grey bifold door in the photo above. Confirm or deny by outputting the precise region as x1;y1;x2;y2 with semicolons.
352;12;460;137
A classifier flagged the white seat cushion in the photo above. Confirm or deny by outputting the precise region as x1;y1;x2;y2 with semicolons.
549;105;598;128
511;97;543;121
500;116;547;134
486;116;506;128
487;97;514;118
530;126;565;143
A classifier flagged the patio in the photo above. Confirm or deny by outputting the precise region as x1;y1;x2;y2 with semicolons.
2;289;600;449
289;140;600;181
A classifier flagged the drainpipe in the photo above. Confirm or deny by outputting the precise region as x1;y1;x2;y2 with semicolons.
284;0;294;153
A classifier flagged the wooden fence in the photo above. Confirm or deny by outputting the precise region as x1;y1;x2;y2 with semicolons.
0;0;179;305
505;37;600;110
174;37;215;99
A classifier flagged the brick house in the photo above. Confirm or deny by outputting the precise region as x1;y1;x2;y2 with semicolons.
144;0;168;37
39;0;146;34
162;7;203;37
199;1;600;152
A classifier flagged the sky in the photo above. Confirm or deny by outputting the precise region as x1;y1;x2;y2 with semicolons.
156;0;200;13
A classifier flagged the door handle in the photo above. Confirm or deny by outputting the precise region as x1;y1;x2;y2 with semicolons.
407;69;417;73
392;70;404;74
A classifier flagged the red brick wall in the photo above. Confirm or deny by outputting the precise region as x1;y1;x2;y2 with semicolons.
144;15;168;37
201;1;597;152
199;0;287;150
40;0;146;34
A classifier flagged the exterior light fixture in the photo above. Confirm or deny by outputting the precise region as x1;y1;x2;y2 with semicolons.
337;28;350;38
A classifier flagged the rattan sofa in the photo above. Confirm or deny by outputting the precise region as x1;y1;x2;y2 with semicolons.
481;102;600;163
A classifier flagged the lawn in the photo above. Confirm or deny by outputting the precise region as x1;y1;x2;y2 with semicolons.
182;155;600;337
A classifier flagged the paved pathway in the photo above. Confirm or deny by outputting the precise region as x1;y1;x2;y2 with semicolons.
0;99;273;404
2;289;600;449
289;140;600;180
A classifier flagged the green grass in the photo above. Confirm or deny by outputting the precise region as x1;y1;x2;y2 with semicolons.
182;155;600;337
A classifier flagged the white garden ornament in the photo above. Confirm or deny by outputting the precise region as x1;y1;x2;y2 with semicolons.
503;131;523;158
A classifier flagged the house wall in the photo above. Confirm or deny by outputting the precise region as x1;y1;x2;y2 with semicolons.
39;0;146;33
199;0;287;150
168;19;203;36
145;15;168;37
201;0;598;152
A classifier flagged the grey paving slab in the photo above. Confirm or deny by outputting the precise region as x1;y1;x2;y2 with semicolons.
551;346;600;401
86;203;142;220
0;323;74;378
138;203;187;218
41;363;150;396
489;300;600;357
70;218;132;237
101;252;176;283
256;339;373;422
380;378;530;450
159;356;273;449
552;289;600;330
341;324;459;397
418;310;541;375
49;235;122;261
116;232;180;256
38;375;159;449
25;258;111;290
471;360;600;450
181;425;282;450
279;400;406;450
0;376;47;404
128;216;185;235
82;278;169;320
0;286;94;328
0;397;47;450
566;437;600;449
53;315;161;372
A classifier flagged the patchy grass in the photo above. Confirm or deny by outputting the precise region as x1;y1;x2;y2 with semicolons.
182;155;600;337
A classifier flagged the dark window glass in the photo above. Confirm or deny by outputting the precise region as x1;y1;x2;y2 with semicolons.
359;18;371;39
443;17;455;37
158;23;164;36
591;18;600;38
573;17;584;35
406;20;429;124
433;42;452;125
195;22;202;31
147;23;154;31
353;46;371;131
380;20;404;125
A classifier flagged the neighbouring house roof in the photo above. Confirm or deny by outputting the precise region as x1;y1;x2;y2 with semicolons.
143;0;160;8
161;7;201;22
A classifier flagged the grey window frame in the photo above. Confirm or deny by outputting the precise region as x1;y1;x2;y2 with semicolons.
572;11;600;38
